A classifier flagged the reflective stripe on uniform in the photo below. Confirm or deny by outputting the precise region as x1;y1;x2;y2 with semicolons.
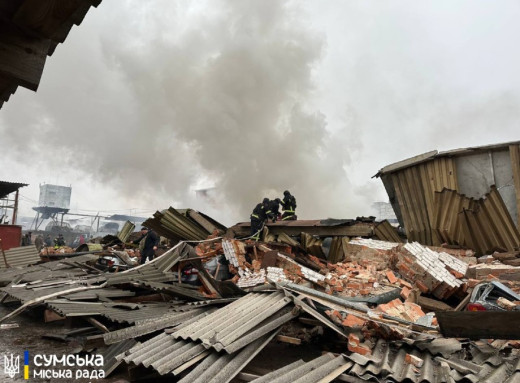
251;214;259;219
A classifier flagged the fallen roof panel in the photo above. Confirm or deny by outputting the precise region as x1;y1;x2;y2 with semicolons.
45;301;180;324
103;308;214;345
1;245;40;268
178;331;278;383
251;353;352;383
171;292;292;351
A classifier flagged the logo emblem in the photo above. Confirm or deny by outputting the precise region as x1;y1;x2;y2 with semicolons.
4;354;20;378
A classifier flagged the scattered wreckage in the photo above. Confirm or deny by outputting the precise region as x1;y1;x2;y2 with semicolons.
2;205;520;382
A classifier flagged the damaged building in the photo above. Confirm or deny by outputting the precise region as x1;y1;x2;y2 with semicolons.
1;186;520;382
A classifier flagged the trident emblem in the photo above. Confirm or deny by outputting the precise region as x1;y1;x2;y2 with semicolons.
4;354;19;378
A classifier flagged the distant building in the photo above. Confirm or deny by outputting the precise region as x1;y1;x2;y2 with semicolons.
372;201;398;223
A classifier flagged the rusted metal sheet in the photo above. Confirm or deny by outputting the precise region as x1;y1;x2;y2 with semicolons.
0;225;22;252
436;311;520;340
143;207;226;242
374;220;402;243
509;144;520;230
116;220;135;243
432;188;475;245
327;236;349;263
391;157;459;246
392;167;432;245
460;186;520;255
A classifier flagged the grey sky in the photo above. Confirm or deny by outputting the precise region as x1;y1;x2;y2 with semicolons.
1;0;519;226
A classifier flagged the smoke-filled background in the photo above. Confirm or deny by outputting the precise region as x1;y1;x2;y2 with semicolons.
1;0;519;226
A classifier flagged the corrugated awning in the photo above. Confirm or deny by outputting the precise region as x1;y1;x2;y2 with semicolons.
0;181;27;199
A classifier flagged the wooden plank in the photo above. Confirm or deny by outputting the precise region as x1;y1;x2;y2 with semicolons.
510;145;520;231
454;289;472;311
436;311;520;339
0;32;50;90
231;224;372;238
12;0;83;39
417;295;453;312
275;335;301;345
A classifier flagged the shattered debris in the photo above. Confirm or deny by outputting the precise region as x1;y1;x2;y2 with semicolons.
2;203;520;383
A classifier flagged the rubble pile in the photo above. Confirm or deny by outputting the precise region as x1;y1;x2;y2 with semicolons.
2;212;520;383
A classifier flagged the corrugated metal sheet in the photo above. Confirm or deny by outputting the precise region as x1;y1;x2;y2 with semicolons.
328;237;349;263
0;1;103;109
0;181;28;198
105;269;175;285
103;307;213;345
45;300;180;324
178;331;278;383
376;141;520;177
376;141;520;249
432;188;476;245
251;353;352;383
300;233;325;258
0;257;97;285
341;338;520;383
131;280;208;301
510;144;520;229
116;220;135;243
121;330;277;381
390;158;458;246
107;241;191;285
1;245;40;268
143;207;218;241
172;292;292;352
460;186;520;255
374;220;403;243
98;339;137;377
187;210;227;235
2;283;134;303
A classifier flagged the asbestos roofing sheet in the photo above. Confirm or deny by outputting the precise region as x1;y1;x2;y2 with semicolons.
98;338;137;377
178;331;278;383
171;292;292;351
1;245;40;268
104;268;175;286
103;307;213;345
374;220;403;243
343;338;520;383
2;282;92;303
251;353;352;383
45;301;181;324
127;337;207;375
132;280;208;301
143;207;210;241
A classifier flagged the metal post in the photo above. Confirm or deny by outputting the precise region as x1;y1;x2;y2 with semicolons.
0;239;9;268
12;190;19;225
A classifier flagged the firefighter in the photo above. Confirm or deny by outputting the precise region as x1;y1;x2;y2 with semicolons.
268;198;282;222
250;198;270;241
133;227;159;264
281;190;297;220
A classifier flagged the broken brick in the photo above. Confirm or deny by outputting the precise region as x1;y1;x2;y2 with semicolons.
400;287;411;300
405;354;424;368
342;314;366;328
386;270;398;284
